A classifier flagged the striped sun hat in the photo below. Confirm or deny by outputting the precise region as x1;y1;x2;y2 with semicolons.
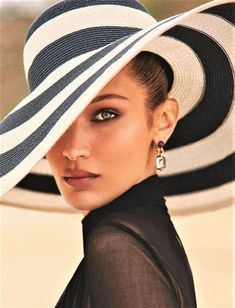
0;0;234;214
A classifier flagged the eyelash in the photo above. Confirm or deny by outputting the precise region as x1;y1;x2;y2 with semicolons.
91;109;120;123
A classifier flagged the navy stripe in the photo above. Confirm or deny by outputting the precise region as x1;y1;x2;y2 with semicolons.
204;3;235;26
25;0;147;42
164;26;234;150
161;153;235;195
16;153;235;195
1;14;178;134
28;26;140;91
1;22;165;177
0;33;133;135
17;173;60;194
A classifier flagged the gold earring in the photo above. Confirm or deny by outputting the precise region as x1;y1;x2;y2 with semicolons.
155;141;166;172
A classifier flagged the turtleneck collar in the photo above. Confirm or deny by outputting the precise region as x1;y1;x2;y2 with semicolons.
81;174;167;253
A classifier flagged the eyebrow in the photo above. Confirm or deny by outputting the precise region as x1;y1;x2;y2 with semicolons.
90;93;129;104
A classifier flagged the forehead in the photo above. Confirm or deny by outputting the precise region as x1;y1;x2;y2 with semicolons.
81;65;148;113
96;65;146;98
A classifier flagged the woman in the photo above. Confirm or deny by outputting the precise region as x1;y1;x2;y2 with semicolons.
0;0;234;307
48;51;197;307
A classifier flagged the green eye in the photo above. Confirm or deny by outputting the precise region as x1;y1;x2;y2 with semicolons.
92;110;118;122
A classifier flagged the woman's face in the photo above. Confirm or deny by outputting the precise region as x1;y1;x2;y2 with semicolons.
46;65;178;215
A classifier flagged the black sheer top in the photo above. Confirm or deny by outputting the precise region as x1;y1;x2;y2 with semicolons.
55;175;197;307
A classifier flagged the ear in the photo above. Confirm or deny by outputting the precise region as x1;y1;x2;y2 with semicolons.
152;98;179;143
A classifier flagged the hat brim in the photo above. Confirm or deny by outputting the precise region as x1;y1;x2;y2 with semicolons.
1;0;234;214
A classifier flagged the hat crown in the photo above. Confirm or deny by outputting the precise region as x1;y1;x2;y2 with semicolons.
25;0;149;42
23;0;156;91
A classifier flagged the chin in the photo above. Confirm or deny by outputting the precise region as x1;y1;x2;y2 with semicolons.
60;189;100;212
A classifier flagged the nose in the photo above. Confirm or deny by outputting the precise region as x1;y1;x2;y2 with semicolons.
61;121;91;161
62;147;90;161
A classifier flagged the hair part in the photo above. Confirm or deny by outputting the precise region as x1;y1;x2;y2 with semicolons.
128;51;174;128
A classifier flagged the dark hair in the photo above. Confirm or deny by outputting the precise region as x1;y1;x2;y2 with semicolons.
128;51;173;127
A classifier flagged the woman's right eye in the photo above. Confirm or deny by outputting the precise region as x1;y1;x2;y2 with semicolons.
92;109;119;123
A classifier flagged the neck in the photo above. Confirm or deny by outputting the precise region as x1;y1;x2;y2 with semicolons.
82;209;90;217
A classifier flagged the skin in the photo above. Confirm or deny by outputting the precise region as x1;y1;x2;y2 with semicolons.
46;64;179;217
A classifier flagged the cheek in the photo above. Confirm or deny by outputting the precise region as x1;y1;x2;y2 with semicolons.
95;115;151;169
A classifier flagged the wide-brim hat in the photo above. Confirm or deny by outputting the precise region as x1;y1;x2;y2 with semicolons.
1;0;234;214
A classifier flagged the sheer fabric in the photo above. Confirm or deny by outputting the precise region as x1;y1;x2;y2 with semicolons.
55;175;197;307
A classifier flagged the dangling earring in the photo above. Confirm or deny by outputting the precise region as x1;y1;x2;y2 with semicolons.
155;141;166;172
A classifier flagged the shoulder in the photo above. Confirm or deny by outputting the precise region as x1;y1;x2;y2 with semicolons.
86;223;158;274
84;211;195;307
85;222;178;304
86;206;174;257
86;209;191;280
85;220;168;275
86;221;164;272
87;206;173;251
87;223;145;256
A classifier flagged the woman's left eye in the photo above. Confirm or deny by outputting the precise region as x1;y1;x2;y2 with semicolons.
92;109;119;122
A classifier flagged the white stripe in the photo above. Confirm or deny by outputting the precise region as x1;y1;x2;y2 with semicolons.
0;187;74;213
160;100;235;175
24;5;156;74
144;36;205;119
1;28;145;153
180;12;235;68
26;0;226;75
1;51;105;152
166;180;235;215
3;47;101;118
157;14;235;176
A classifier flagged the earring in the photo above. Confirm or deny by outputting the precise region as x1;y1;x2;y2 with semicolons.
155;141;166;171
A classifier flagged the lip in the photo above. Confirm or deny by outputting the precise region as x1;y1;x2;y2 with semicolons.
63;169;100;187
